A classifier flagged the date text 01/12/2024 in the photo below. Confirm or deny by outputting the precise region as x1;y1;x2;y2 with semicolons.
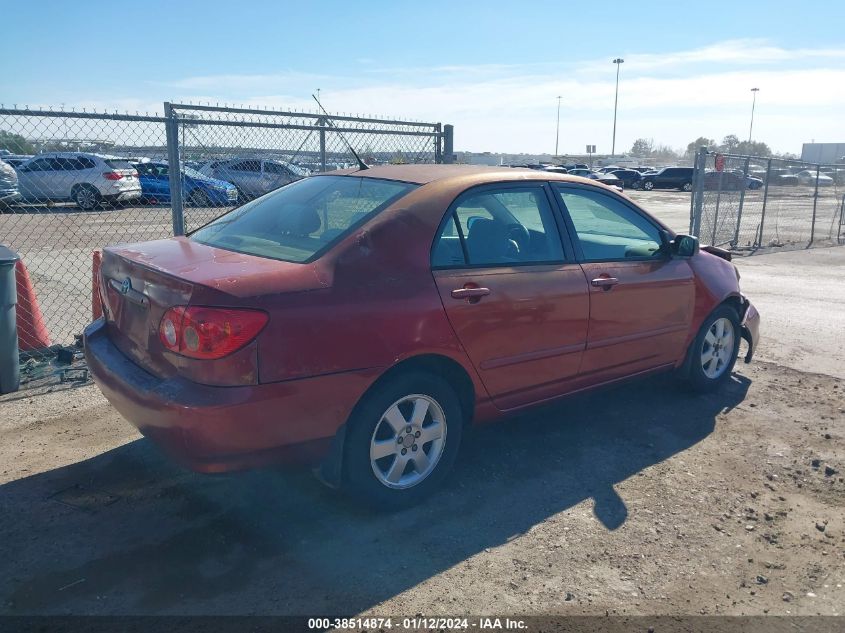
306;617;527;630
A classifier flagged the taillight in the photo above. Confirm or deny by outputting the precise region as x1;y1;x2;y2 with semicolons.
103;171;123;180
159;306;268;359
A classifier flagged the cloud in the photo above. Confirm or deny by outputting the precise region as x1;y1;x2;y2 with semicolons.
35;40;845;156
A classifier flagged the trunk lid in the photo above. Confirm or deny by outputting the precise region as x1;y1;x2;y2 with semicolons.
99;237;330;377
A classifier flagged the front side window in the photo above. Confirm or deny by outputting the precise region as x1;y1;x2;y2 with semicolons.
191;175;417;263
554;186;664;261
432;187;564;268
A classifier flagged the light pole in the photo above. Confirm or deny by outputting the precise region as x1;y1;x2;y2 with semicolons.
748;87;759;143
554;96;562;157
611;58;624;156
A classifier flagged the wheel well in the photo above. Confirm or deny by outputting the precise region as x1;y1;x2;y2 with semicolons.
71;183;97;194
720;294;746;320
361;354;475;426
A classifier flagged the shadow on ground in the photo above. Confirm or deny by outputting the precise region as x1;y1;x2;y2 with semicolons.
0;372;750;614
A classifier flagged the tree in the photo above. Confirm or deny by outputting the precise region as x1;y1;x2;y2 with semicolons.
0;130;35;154
719;135;740;153
630;138;654;157
686;137;717;156
735;140;772;157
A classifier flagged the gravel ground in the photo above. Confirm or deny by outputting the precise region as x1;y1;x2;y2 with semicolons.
0;192;843;618
0;362;842;616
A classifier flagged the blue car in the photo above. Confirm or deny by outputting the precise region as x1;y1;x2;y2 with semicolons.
134;161;238;206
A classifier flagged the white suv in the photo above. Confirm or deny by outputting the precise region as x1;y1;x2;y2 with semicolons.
16;152;142;210
199;158;308;200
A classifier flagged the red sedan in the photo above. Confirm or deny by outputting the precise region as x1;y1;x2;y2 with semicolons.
85;165;760;507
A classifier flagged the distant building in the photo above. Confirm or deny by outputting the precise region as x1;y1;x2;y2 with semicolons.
801;143;845;164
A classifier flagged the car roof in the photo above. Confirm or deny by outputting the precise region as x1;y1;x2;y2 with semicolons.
328;164;613;187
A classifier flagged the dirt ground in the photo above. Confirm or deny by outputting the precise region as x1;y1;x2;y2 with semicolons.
0;361;843;617
0;200;843;617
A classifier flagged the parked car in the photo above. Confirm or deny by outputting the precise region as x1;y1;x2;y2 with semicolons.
795;170;834;187
0;158;21;211
609;169;644;189
596;166;621;174
15;152;141;209
2;154;33;169
640;167;695;191
701;170;746;191
745;174;764;190
134;161;238;206
199;158;308;200
568;169;623;189
85;165;759;508
543;166;568;174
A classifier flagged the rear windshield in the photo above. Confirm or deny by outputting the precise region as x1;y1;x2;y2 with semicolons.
104;159;135;170
190;175;417;263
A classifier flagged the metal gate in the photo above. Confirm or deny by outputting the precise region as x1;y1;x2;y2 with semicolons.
0;103;452;373
689;146;845;251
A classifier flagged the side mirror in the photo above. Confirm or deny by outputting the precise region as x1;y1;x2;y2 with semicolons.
671;234;699;258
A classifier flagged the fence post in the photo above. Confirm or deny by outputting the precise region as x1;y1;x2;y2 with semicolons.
164;102;185;236
318;116;327;173
443;124;454;164
757;157;772;247
733;157;750;247
434;123;442;164
690;146;707;236
809;164;820;246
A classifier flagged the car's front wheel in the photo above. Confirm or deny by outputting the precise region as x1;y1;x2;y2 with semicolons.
344;371;463;509
686;305;741;392
643;181;655;190
681;181;693;192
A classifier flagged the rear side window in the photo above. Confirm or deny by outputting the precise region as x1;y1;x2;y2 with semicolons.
231;160;261;172
432;187;564;268
191;175;417;263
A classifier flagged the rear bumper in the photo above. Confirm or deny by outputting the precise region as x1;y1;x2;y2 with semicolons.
741;299;760;363
84;318;379;473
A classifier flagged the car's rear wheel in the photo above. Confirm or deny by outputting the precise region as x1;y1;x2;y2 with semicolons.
681;181;693;192
344;371;463;509
73;184;100;210
643;181;654;190
686;305;741;392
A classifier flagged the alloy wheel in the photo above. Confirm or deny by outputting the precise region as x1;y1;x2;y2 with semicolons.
369;394;447;490
76;187;98;210
701;317;735;379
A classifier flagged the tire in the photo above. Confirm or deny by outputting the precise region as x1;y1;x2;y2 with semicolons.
189;188;210;207
73;184;100;210
344;371;464;510
632;181;642;190
681;181;693;192
685;305;741;392
643;181;654;191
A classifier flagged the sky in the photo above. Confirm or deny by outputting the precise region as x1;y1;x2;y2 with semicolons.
2;0;844;156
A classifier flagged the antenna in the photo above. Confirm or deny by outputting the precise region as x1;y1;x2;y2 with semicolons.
312;93;368;171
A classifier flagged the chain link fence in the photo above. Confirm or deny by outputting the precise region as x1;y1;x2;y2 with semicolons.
0;103;450;383
690;147;845;251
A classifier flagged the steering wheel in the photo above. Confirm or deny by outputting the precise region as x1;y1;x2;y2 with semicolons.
505;223;531;253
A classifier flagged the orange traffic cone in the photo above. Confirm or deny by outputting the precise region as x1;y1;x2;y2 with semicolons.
15;259;51;351
92;249;103;321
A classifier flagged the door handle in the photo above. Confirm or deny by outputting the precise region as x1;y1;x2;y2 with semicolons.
591;277;619;289
451;287;491;300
